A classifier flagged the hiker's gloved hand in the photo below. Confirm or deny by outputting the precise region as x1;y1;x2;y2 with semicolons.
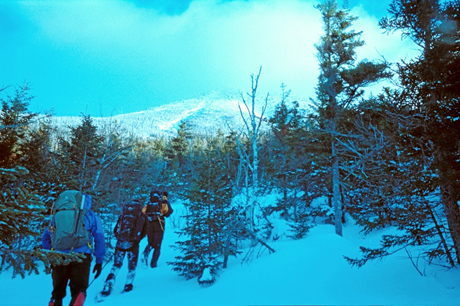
93;263;102;279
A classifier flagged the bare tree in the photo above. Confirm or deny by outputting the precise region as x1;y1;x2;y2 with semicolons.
235;67;268;231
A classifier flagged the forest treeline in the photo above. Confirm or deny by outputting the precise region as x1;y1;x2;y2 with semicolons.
1;0;459;283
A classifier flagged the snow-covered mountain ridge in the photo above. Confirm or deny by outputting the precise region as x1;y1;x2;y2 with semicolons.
47;92;310;138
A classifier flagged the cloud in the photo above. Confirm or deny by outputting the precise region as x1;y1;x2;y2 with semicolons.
1;0;417;116
125;0;193;15
122;0;256;16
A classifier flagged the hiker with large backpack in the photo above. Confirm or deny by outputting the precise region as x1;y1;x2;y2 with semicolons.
96;198;148;301
42;190;106;306
141;190;173;268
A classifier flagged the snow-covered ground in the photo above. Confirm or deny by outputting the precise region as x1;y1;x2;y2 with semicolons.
2;200;460;305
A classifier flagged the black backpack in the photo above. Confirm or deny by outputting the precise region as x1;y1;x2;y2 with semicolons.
145;200;161;222
115;200;145;243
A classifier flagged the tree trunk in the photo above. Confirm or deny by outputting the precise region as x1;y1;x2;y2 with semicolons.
426;202;455;267
293;188;298;223
440;181;460;264
251;133;258;229
79;148;87;191
332;139;342;236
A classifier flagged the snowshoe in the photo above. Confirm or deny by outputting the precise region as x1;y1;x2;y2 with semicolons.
94;293;106;304
94;287;112;303
95;274;115;302
100;283;113;297
122;284;133;293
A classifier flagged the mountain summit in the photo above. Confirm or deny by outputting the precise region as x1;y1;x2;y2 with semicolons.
48;92;308;138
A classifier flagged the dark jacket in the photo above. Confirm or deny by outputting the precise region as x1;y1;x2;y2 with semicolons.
143;199;172;246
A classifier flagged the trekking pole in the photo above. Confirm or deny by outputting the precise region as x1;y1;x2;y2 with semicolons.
88;253;114;288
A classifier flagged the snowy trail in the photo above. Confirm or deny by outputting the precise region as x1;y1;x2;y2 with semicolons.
2;219;460;305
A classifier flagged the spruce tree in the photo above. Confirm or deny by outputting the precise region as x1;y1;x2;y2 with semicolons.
169;134;239;285
67;115;104;191
0;87;90;278
347;0;460;266
20;117;63;209
0;166;83;278
314;0;390;236
267;89;302;206
166;120;192;170
0;84;36;168
165;120;193;194
266;90;315;238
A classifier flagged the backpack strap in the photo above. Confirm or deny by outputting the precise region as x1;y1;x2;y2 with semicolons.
113;214;122;235
157;215;165;232
73;194;85;235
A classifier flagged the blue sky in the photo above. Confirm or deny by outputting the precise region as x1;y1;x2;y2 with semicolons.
1;0;417;117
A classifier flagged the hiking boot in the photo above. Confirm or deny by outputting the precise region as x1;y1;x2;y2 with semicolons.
100;287;112;297
123;284;133;292
150;249;159;268
100;273;115;297
48;299;63;306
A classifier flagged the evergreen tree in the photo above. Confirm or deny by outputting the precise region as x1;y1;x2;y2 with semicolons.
0;88;95;278
219;129;240;192
0;84;36;168
20;116;64;208
166;120;192;170
0;87;64;209
169;134;239;285
68;115;104;191
165;120;193;194
267;89;303;205
348;0;460;266
0;166;83;278
266;89;314;237
314;0;391;236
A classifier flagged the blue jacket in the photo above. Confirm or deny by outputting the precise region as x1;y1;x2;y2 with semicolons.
42;194;106;264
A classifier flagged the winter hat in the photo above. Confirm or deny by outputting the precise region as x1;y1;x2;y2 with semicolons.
150;190;161;203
